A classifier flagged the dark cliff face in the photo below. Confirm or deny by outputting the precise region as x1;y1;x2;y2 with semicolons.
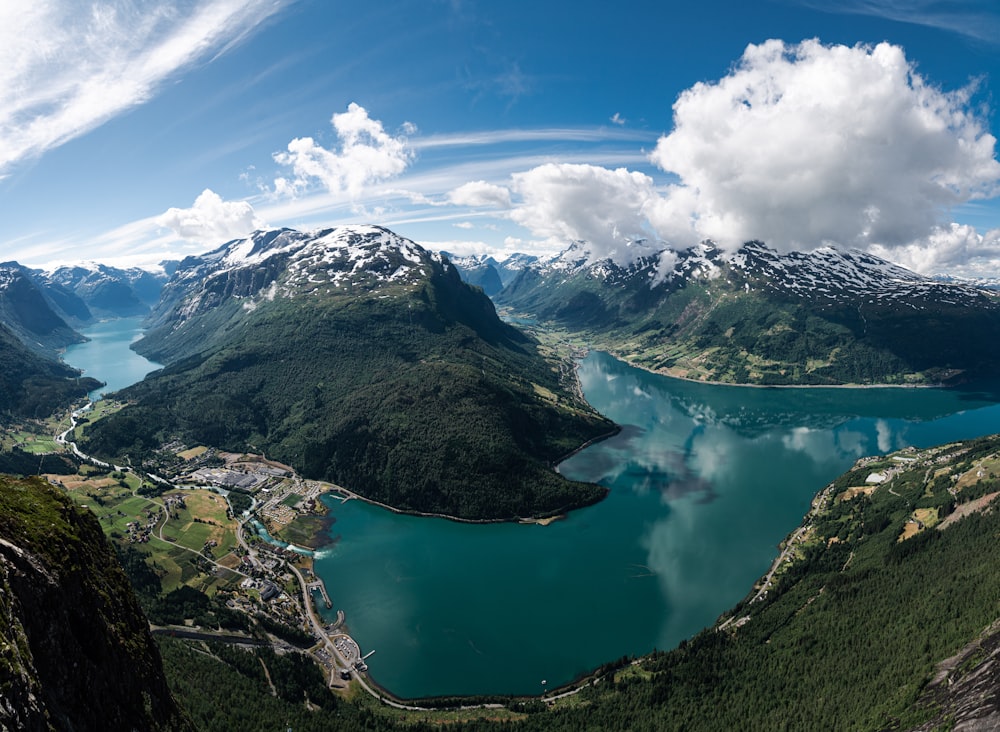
0;475;192;732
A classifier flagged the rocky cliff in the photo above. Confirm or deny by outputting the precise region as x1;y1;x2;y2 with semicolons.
0;475;191;731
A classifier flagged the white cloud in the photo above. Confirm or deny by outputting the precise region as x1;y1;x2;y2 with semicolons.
157;189;264;246
425;238;495;257
273;102;415;201
649;39;1000;253
447;180;512;208
0;0;289;172
509;163;659;263
875;419;894;454
870;223;1000;277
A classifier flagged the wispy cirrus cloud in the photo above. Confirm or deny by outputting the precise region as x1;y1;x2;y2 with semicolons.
411;127;655;150
0;0;291;174
792;0;1000;44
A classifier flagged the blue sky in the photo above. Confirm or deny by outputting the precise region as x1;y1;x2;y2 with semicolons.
5;0;1000;277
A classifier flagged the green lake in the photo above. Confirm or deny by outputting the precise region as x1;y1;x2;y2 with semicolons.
311;352;1000;699
61;323;1000;700
62;317;161;399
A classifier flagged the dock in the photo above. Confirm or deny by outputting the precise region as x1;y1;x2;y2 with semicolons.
307;579;333;609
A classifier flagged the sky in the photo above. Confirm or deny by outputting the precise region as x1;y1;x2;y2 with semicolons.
5;0;1000;279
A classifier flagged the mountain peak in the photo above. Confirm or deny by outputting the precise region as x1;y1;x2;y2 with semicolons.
165;225;442;313
727;240;995;308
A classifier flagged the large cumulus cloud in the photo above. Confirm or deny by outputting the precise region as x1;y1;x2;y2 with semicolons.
648;39;1000;253
509;163;659;263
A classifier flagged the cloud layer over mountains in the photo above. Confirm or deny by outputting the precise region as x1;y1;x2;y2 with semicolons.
9;3;999;279
647;39;1000;258
497;40;1000;272
153;39;1000;277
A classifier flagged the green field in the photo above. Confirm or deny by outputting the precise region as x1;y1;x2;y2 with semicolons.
60;476;242;596
11;432;60;453
161;489;238;556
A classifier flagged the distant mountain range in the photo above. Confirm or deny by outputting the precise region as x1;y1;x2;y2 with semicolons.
0;260;171;420
0;263;96;417
442;252;539;296
42;262;172;320
81;226;613;521
494;240;1000;385
0;260;172;351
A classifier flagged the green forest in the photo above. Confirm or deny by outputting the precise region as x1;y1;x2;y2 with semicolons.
0;321;101;419
87;434;1000;731
497;256;1000;386
81;266;614;520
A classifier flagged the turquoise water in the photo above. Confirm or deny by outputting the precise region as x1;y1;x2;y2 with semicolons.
311;352;1000;699
60;323;1000;700
62;317;161;399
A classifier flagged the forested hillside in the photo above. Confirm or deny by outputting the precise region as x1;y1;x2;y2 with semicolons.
497;241;1000;385
0;320;100;420
80;227;614;520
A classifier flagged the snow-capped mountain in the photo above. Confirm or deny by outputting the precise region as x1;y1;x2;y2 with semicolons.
496;239;1000;385
85;224;612;522
933;273;1000;291
441;252;504;296
40;261;177;320
731;242;998;309
511;238;998;309
148;225;454;336
0;262;83;354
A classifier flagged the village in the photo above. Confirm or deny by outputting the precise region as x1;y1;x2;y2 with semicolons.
163;447;378;685
46;415;377;693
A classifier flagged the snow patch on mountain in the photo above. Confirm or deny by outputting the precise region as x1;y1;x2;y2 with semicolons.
729;241;998;309
505;236;1000;313
157;225;443;328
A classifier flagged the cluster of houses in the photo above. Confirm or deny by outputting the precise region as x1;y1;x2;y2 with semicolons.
163;493;187;512
125;508;160;543
253;540;303;572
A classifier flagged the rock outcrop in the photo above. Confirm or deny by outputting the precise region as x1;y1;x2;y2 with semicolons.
0;475;191;731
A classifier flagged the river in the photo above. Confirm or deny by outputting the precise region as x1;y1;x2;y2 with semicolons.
60;322;1000;700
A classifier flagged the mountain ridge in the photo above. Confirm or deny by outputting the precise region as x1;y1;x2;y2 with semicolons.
0;474;192;731
495;239;1000;385
81;225;614;521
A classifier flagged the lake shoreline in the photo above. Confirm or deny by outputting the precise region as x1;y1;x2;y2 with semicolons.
600;348;944;390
